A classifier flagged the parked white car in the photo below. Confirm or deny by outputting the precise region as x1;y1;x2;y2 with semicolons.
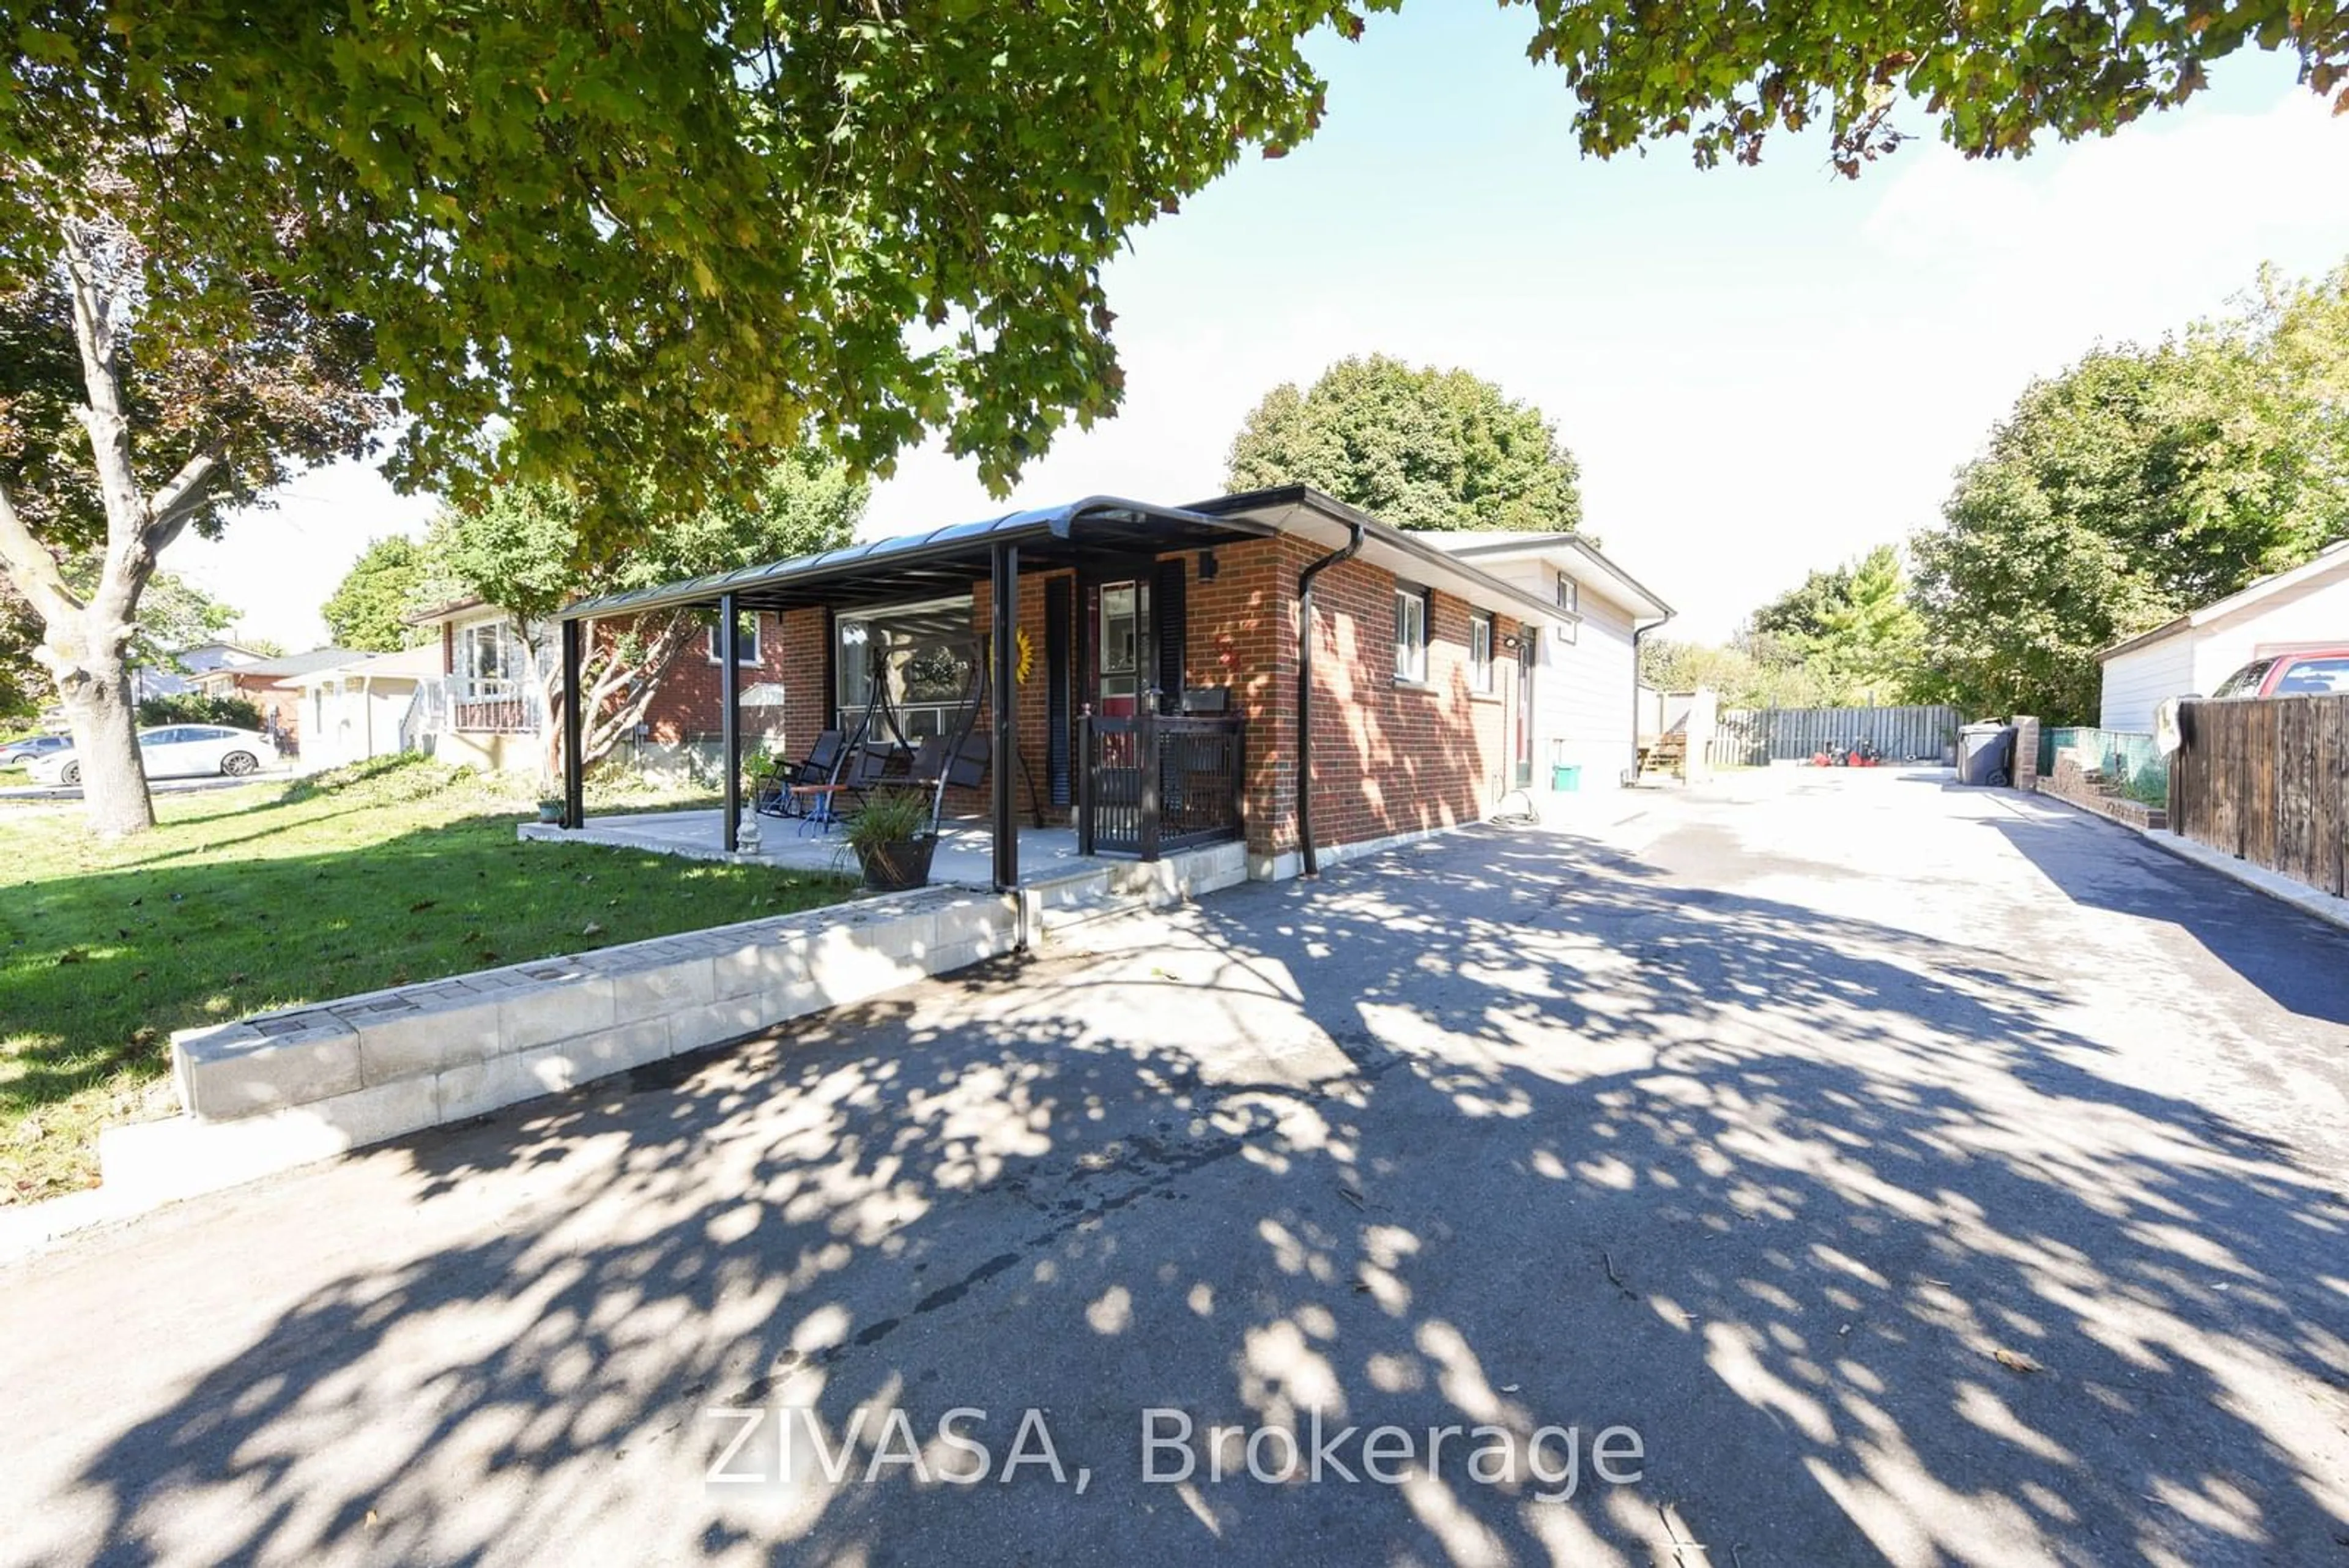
28;726;273;787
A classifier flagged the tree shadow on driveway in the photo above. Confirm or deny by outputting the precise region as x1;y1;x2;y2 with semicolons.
10;825;2349;1567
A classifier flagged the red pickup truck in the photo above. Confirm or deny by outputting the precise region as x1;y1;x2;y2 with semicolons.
2208;649;2349;698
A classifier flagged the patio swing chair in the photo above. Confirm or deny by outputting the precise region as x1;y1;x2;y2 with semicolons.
822;628;993;835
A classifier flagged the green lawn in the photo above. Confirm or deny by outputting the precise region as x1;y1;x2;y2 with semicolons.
0;756;853;1203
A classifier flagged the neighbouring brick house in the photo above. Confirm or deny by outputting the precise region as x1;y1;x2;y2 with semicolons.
551;485;1669;889
190;647;360;750
404;597;811;776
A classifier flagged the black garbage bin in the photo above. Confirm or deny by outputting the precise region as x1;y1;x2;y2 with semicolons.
1956;722;2015;786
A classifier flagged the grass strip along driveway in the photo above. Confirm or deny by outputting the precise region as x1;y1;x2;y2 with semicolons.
0;757;852;1204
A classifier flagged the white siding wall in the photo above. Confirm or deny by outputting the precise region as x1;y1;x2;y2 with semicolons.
2187;573;2349;696
2101;571;2349;727
1545;588;1638;785
1460;554;1641;789
2098;636;2194;731
302;681;422;770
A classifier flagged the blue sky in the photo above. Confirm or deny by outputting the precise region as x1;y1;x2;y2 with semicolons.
180;9;2349;643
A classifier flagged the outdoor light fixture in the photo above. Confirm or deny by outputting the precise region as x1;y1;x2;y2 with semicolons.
1197;550;1219;581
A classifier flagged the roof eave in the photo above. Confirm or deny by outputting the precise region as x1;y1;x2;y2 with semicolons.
1187;486;1587;628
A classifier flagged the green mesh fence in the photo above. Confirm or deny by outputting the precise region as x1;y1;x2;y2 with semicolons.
2040;727;2169;806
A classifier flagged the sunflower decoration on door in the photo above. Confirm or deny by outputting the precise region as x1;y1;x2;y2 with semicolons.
1014;626;1036;684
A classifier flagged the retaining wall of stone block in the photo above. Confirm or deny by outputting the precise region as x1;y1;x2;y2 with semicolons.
101;841;1250;1208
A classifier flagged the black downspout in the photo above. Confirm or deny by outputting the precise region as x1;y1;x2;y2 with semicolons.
1294;522;1364;877
1630;615;1671;781
721;592;741;853
990;541;1020;893
560;615;584;829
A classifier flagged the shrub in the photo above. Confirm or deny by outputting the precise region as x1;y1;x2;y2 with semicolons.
844;788;933;850
136;693;265;730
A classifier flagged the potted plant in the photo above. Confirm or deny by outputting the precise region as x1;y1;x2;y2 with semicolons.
843;788;935;892
536;796;565;825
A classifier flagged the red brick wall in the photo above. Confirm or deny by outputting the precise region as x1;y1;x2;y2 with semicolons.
631;611;792;746
223;673;303;743
1294;552;1514;856
779;608;829;755
1184;537;1296;857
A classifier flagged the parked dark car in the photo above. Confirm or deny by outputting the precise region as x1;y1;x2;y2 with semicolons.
0;734;70;767
2208;648;2349;699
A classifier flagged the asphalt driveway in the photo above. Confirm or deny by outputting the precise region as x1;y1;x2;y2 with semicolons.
5;770;2348;1566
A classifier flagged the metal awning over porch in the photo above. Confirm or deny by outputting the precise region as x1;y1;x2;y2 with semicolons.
554;498;1277;893
560;497;1275;622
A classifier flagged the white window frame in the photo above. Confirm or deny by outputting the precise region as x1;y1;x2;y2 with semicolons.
460;620;524;700
707;609;762;665
1556;571;1579;645
1394;585;1430;685
1469;612;1496;694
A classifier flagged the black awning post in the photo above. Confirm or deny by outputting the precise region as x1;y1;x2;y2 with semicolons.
560;616;585;829
721;592;742;854
991;542;1019;892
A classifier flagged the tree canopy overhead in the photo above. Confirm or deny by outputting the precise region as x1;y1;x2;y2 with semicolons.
1516;0;2349;176
2;2;1405;529
1226;356;1584;533
12;2;2337;538
1911;262;2349;721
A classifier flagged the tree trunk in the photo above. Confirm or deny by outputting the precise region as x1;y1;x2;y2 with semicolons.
544;610;700;782
0;219;226;837
48;611;152;835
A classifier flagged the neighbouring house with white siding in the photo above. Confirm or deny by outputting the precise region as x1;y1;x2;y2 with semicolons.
2096;540;2349;731
276;645;441;771
1430;532;1673;792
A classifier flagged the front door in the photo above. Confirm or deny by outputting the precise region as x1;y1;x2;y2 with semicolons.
1093;578;1147;717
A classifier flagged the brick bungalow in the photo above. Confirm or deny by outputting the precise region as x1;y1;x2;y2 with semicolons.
552;486;1668;890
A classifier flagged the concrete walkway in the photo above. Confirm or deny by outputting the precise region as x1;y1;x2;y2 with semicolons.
4;770;2348;1567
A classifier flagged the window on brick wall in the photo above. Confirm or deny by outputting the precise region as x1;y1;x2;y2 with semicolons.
1470;612;1495;694
705;610;761;664
459;620;525;699
1394;586;1430;685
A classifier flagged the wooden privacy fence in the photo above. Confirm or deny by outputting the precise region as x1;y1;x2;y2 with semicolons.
1709;705;1961;769
2170;696;2348;897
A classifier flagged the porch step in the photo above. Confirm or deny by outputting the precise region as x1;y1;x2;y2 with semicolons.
1022;839;1250;948
1035;889;1145;945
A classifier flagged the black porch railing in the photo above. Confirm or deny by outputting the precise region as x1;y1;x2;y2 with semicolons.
1079;712;1246;859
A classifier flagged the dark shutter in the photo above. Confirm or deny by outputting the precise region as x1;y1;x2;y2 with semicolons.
1154;556;1187;715
1046;576;1073;806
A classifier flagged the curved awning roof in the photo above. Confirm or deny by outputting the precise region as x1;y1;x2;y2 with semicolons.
561;496;1274;622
